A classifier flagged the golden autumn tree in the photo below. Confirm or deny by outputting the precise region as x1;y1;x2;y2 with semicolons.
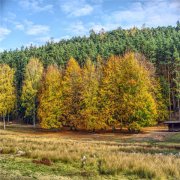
80;59;104;130
21;58;43;127
102;53;159;132
95;55;110;130
100;55;122;130
38;65;63;129
136;54;168;123
0;64;16;129
118;53;158;130
62;57;83;129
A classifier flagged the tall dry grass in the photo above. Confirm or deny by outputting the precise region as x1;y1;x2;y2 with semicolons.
0;129;180;179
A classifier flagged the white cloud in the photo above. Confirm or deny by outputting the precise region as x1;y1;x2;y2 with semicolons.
64;0;179;38
36;36;51;43
24;20;50;35
67;21;87;35
26;25;49;35
15;23;25;30
2;12;25;31
68;0;179;37
93;0;180;31
171;0;180;9
19;0;53;13
61;0;93;17
0;47;5;52
0;27;11;41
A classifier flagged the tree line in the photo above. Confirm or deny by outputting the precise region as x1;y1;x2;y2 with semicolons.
0;53;167;132
0;22;179;123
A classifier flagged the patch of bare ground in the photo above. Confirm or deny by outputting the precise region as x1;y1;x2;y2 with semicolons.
0;122;171;143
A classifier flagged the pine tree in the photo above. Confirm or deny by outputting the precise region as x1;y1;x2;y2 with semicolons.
173;48;180;120
21;58;43;127
38;65;63;129
0;64;16;129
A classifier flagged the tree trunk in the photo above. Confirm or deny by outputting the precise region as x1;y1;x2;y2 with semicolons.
178;99;180;121
112;126;116;132
168;66;172;121
33;108;36;128
3;115;5;130
7;114;9;124
172;91;176;111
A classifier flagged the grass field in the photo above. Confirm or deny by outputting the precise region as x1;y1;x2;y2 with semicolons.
0;124;180;180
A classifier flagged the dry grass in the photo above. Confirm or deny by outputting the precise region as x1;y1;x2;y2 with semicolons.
0;129;180;179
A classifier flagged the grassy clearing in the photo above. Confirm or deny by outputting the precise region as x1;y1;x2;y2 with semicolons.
0;128;180;180
164;133;180;143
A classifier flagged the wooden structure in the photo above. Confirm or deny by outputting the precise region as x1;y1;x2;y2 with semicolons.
164;121;180;132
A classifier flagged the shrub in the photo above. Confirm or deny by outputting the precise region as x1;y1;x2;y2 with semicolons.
128;122;141;133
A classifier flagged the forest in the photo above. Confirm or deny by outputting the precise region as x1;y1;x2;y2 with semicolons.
0;22;180;131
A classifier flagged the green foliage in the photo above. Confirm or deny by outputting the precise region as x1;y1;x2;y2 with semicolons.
127;122;141;133
0;25;179;119
21;58;43;126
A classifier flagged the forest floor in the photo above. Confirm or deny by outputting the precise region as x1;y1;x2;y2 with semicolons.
0;123;180;179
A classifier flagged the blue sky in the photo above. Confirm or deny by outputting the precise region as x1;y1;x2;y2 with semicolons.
0;0;179;51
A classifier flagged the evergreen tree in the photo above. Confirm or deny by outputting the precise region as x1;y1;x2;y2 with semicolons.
173;48;180;120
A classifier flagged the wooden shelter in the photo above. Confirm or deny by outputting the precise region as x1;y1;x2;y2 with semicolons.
164;121;180;132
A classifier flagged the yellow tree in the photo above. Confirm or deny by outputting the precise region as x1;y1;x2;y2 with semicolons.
38;65;63;129
21;58;43;127
119;53;157;129
0;64;16;129
102;53;159;132
100;55;121;130
95;55;110;130
80;59;104;130
62;57;83;129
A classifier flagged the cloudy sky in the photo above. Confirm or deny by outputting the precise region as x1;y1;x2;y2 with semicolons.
0;0;179;51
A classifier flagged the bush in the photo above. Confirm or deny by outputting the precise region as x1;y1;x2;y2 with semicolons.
128;122;141;133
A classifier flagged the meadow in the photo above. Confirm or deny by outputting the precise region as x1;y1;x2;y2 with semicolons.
0;124;180;180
